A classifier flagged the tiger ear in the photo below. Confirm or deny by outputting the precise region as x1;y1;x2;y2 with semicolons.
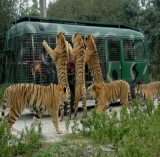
62;32;65;35
57;34;59;38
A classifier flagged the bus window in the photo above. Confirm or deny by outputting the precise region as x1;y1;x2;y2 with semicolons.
123;39;145;61
108;41;120;61
123;40;135;61
134;40;145;60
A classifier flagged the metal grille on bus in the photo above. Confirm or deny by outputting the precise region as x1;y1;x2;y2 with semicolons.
108;40;120;61
94;38;106;80
6;35;107;85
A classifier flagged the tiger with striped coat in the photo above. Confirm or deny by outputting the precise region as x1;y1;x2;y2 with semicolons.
43;32;71;121
87;80;132;113
68;33;87;118
135;81;160;105
1;83;68;134
84;34;104;83
84;34;104;107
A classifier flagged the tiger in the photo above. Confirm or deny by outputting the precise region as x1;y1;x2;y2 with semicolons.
84;34;104;83
0;83;68;134
135;81;160;105
84;34;104;107
43;32;71;121
68;33;87;118
87;80;132;113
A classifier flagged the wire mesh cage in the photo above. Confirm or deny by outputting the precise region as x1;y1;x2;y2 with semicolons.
6;34;57;85
5;34;107;86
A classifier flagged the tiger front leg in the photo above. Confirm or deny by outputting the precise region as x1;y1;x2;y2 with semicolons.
59;103;64;122
96;94;108;114
43;40;56;61
51;110;63;134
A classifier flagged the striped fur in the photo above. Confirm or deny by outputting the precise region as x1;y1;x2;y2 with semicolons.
43;32;71;121
135;81;160;104
1;83;68;134
87;80;132;113
84;34;104;83
68;33;87;118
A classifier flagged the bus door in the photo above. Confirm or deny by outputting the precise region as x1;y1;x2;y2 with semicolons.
105;38;122;82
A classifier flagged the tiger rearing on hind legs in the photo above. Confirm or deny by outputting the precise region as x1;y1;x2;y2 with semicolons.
43;32;71;121
68;33;87;119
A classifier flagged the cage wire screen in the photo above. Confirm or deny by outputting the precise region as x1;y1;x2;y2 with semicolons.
6;34;107;85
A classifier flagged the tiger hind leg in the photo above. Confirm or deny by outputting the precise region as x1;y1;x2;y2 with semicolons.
31;114;41;130
73;86;81;119
66;89;71;119
59;87;71;121
81;84;87;118
7;108;22;134
0;96;8;120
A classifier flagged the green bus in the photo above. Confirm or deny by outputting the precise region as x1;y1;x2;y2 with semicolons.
4;16;151;99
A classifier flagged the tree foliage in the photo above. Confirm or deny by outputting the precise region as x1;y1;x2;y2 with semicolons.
47;0;123;23
0;0;40;83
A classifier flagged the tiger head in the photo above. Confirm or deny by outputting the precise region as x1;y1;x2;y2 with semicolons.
135;84;146;100
71;33;83;46
56;32;68;49
56;85;68;103
84;34;97;52
87;82;103;98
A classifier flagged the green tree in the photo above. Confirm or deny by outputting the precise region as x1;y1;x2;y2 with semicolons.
30;0;40;16
122;0;142;28
0;0;18;83
47;0;123;23
17;0;40;16
140;0;160;80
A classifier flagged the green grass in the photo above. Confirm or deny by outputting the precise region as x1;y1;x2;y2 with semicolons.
0;120;43;157
1;99;160;157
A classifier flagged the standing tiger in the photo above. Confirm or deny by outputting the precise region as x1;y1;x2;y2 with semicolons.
87;80;132;113
84;34;104;83
68;33;87;118
0;83;68;134
135;81;160;105
43;32;71;121
84;34;104;107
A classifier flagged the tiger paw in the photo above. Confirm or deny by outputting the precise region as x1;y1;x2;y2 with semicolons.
56;129;63;134
43;40;47;47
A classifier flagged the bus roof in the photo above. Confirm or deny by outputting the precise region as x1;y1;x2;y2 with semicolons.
7;16;144;39
11;16;139;31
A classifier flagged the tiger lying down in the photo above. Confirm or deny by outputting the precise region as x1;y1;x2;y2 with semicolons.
0;83;68;134
87;80;132;113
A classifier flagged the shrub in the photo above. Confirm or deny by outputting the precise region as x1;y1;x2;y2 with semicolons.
0;119;43;157
79;100;160;156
